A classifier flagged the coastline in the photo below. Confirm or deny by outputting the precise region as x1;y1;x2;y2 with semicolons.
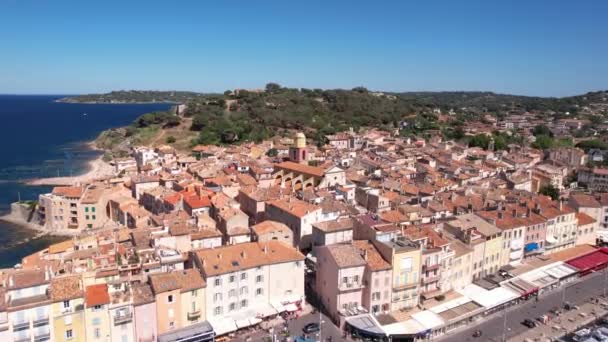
24;141;115;186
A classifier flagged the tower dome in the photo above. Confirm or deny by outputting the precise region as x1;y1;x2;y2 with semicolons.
294;132;306;148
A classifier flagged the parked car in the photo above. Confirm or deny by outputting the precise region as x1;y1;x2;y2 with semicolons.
522;319;536;328
472;330;482;338
303;323;320;334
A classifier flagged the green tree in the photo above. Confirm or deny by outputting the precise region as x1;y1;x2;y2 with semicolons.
533;124;553;137
539;184;560;200
532;135;554;150
265;83;282;93
166;136;176;143
468;134;491;149
266;148;278;157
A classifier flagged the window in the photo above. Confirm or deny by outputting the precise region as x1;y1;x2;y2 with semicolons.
240;286;248;295
213;293;222;302
92;317;101;325
214;278;221;287
229;303;236;311
92;215;96;220
256;275;263;283
241;299;248;308
92;207;96;212
169;321;175;329
229;289;236;297
167;294;174;303
192;290;198;297
63;300;70;308
256;288;263;296
241;273;247;280
192;301;197;312
229;275;236;283
85;207;89;212
214;306;222;315
94;328;101;339
85;215;90;220
93;305;102;311
65;329;73;340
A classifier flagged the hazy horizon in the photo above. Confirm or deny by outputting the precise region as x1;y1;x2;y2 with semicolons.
2;0;607;97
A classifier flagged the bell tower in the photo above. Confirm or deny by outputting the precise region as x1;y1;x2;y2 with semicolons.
290;132;307;163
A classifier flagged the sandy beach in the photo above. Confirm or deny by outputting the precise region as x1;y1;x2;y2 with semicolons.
24;154;115;186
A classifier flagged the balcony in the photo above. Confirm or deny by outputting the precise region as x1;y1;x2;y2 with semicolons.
422;263;441;272
13;321;29;331
32;316;49;327
422;275;441;284
393;281;418;291
187;310;201;320
34;331;50;342
113;312;133;325
14;335;31;342
338;281;365;292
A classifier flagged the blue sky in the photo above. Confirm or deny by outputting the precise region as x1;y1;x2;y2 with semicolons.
1;0;607;96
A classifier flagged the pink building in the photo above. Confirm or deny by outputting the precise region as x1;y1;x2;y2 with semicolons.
315;244;366;324
132;284;158;342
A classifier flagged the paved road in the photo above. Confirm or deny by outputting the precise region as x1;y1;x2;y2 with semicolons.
442;271;608;341
233;312;349;342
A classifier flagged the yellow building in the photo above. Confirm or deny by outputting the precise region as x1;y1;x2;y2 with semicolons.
49;276;87;342
374;238;423;311
444;213;504;279
84;284;112;341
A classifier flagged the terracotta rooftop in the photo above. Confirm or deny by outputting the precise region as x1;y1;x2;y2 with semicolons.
320;244;367;269
312;217;355;233
132;283;155;306
52;186;83;198
48;240;74;254
352;240;391;271
7;269;49;290
85;284;110;307
49;276;82;302
252;220;291;236
577;212;597;226
275;161;325;178
267;197;320;218
194;241;304;277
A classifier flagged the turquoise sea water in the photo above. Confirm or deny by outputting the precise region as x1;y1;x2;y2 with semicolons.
0;95;170;267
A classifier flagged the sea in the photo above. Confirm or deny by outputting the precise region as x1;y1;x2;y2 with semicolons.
0;95;170;268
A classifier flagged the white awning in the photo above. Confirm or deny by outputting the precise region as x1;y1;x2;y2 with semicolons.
285;303;299;312
254;303;278;318
271;300;286;312
411;310;445;330
235;318;252;329
382;319;425;335
457;284;519;309
546;235;558;244
249;317;263;326
208;317;238;336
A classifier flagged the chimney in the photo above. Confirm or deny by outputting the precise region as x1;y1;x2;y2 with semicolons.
263;245;268;253
467;203;473;213
241;251;246;259
217;253;222;259
526;208;531;218
512;209;517;218
362;250;368;260
497;211;503;220
559;200;563;211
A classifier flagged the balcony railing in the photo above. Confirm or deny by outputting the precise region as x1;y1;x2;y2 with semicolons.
422;263;441;272
34;330;51;342
187;310;201;320
422;275;441;284
13;321;29;331
113;312;133;325
32;316;49;327
338;282;365;292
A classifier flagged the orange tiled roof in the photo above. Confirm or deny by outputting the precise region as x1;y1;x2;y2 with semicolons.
275;161;325;178
85;284;110;307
